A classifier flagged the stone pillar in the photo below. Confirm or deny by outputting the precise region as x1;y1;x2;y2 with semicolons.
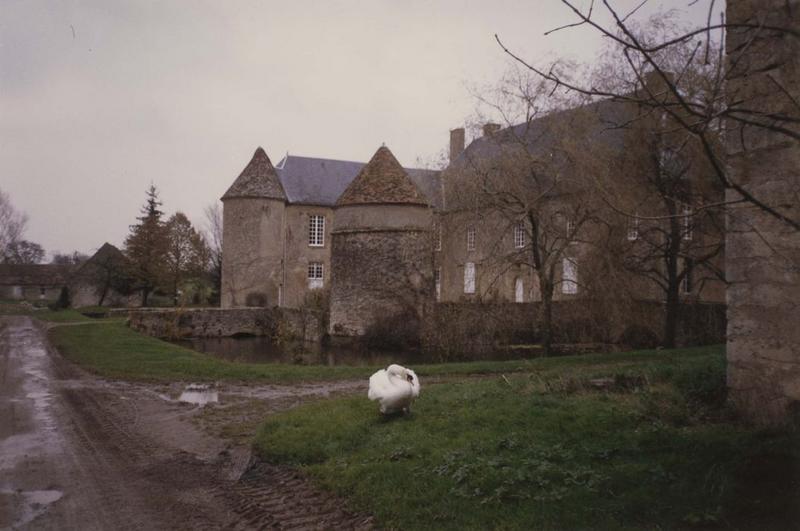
726;0;800;424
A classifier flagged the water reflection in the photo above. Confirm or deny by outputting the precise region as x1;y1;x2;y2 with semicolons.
173;336;429;367
179;384;219;405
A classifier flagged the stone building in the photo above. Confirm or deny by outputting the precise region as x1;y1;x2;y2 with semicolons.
329;146;434;336
69;243;136;308
725;0;800;424
220;94;726;340
220;146;440;328
0;264;73;302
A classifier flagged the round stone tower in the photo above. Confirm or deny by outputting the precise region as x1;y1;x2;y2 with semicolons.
220;147;287;308
329;146;434;337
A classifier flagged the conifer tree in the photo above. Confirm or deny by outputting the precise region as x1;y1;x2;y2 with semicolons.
124;185;168;306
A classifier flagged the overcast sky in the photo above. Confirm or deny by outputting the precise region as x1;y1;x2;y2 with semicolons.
1;0;715;257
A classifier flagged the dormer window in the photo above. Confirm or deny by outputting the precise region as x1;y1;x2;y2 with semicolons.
309;215;325;247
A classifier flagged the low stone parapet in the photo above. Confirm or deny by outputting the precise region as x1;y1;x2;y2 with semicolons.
122;307;323;343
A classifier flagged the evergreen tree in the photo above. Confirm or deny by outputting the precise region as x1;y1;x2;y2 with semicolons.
124;185;168;306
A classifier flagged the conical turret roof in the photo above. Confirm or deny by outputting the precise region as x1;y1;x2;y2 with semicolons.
222;147;286;201
336;146;428;206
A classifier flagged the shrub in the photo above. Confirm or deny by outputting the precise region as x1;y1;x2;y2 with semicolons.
49;286;71;311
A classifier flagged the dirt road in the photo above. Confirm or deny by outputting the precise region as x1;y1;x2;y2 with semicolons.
0;316;373;530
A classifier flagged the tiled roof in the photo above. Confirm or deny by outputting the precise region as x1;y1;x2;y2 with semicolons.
222;147;287;200
336;146;429;207
273;154;442;208
0;264;73;286
72;243;128;280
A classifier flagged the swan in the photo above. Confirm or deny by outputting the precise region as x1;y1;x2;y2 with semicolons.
367;364;421;415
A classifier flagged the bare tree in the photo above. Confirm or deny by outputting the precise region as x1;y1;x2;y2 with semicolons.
494;0;800;232
448;77;615;355
2;240;45;264
203;202;223;304
0;188;28;260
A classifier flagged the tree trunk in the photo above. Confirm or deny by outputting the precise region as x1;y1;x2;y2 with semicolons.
664;283;679;349
97;284;108;307
539;275;555;356
141;287;151;307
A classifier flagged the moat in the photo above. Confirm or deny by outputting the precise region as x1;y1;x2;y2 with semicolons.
172;335;428;367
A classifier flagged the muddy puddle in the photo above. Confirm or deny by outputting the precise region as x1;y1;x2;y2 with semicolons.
178;384;219;405
0;489;63;528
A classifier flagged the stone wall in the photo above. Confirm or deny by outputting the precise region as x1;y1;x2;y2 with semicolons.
422;301;725;358
221;197;286;308
726;0;800;424
329;227;434;336
123;307;323;343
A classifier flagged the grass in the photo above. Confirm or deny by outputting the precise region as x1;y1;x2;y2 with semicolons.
255;345;800;530
48;320;586;383
0;300;95;322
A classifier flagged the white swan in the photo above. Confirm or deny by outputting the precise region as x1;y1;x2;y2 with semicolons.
367;364;421;414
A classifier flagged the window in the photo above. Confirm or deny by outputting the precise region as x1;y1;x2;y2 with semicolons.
39;287;46;299
434;222;442;251
466;226;476;252
682;206;692;241
513;223;526;249
566;218;575;236
464;262;475;294
434;267;441;301
307;262;324;289
627;215;640;241
515;278;524;303
309;215;325;247
562;258;578;295
682;258;694;294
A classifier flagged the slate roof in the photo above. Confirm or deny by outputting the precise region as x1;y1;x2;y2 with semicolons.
337;146;429;207
222;148;287;200
273;153;442;208
71;243;128;280
0;264;73;286
442;98;631;209
449;98;629;172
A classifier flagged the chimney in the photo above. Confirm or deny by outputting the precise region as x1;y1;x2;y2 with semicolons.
449;127;465;163
483;122;501;137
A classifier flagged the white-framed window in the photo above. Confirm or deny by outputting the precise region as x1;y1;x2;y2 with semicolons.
682;206;692;241
627;214;640;241
307;262;324;289
309;215;325;247
562;258;578;295
682;258;693;294
515;278;524;303
466;226;476;252
464;262;475;294
434;222;442;251
434;267;441;301
513;223;526;249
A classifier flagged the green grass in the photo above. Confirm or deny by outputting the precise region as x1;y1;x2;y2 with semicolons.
255;346;800;529
47;319;725;386
0;300;94;322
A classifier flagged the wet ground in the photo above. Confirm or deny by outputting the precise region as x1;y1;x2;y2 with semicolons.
0;316;373;530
